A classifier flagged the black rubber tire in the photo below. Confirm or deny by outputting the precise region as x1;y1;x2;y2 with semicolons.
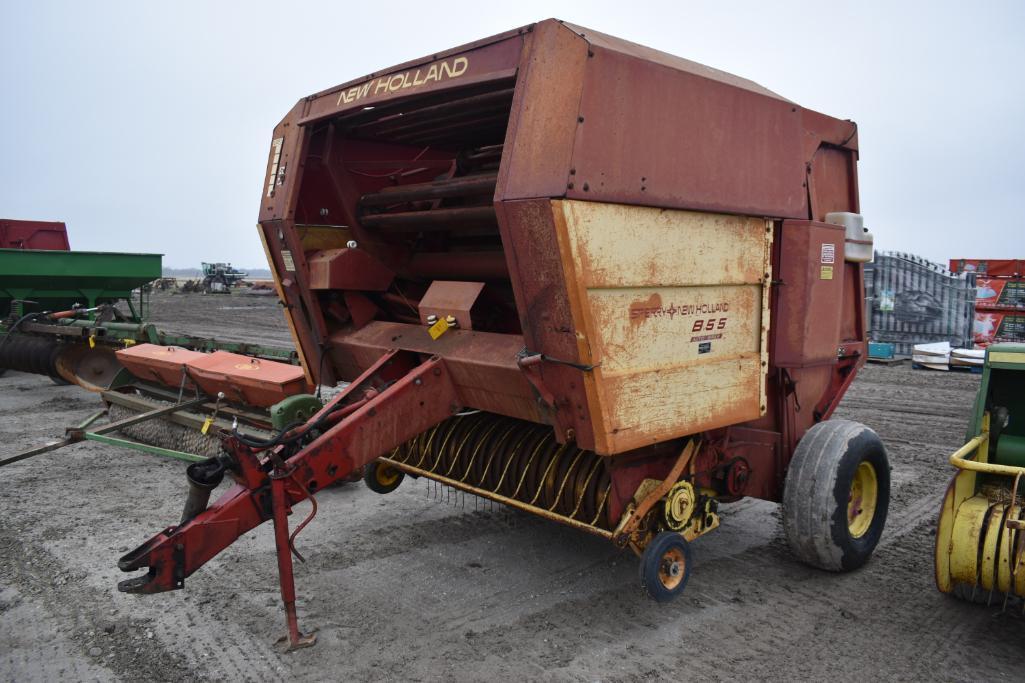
639;531;693;603
782;419;890;572
363;460;404;494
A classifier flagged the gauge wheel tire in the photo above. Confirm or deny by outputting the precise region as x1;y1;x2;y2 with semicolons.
783;419;890;572
364;460;404;494
639;531;693;603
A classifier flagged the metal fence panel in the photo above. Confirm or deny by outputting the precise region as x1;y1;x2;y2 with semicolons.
864;252;976;356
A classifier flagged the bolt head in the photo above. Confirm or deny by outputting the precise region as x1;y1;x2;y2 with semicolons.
346;240;358;249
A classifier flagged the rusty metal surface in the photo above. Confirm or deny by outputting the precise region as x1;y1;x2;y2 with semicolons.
494;198;596;448
254;17;868;481
565;43;805;217
187;351;310;408
553;200;771;454
328;321;544;425
561;23;789;102
359;206;497;232
495;20;588;202
307;248;394;291
299;32;525;125
402;251;508;281
115;344;206;388
0;219;70;250
772;221;847;368
359;172;497;207
417;280;485;329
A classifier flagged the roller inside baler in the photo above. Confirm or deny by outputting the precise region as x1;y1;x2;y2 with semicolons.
119;19;887;648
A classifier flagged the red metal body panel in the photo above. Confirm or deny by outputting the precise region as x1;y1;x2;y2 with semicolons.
328;321;543;424
950;259;1024;278
115;345;206;388
307;247;394;291
496;21;588;201
416;280;485;329
565;35;806;217
493;199;595;445
120;22;872;643
187;351;309;408
0;219;70;250
773;221;847;367
297;31;525;126
252;16;865;466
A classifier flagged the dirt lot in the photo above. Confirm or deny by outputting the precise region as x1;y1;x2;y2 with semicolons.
2;292;1023;681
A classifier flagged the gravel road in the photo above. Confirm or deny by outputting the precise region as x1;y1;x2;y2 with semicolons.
2;293;1023;681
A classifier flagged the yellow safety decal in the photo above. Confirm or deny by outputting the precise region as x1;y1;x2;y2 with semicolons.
428;317;450;340
88;336;96;348
989;351;1025;365
123;338;136;347
820;266;834;280
201;417;214;435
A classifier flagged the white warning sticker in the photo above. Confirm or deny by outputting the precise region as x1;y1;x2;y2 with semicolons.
821;243;836;264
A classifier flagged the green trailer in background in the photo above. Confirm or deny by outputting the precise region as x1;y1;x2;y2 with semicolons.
0;248;162;321
0;247;163;387
0;246;298;389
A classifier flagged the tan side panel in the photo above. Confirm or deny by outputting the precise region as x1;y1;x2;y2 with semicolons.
554;200;770;454
561;196;767;287
586;284;761;374
600;358;762;453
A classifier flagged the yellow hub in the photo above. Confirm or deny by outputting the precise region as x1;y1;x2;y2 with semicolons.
375;463;401;488
663;481;696;531
658;546;687;591
847;461;878;538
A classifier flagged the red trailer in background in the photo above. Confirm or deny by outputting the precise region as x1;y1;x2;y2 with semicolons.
950;258;1025;345
949;259;1024;279
0;220;70;251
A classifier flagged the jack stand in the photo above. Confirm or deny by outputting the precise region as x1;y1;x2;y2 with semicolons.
271;469;317;651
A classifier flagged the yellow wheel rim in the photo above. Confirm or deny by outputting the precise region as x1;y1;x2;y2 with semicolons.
658;546;686;591
375;464;401;488
847;461;878;538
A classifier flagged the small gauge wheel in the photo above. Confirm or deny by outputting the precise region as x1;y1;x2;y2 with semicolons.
364;460;404;494
639;531;693;603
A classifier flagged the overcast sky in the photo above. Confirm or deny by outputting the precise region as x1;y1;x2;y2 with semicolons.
2;1;1022;268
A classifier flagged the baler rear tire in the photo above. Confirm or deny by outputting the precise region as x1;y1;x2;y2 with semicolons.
639;531;693;603
782;419;889;572
364;460;404;494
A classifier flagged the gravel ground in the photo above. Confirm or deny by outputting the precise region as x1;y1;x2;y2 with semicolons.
2;292;1024;681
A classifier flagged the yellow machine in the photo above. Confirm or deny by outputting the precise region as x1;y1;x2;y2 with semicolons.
935;343;1025;608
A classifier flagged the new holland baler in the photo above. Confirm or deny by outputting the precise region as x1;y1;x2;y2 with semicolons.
118;20;886;649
